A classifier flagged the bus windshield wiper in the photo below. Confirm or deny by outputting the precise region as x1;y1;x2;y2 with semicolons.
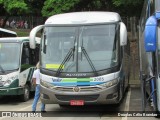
56;47;75;77
0;64;5;73
81;46;98;76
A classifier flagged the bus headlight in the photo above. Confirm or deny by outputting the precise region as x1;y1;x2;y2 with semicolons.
1;75;18;87
41;80;55;89
3;79;16;86
4;80;12;86
99;79;118;88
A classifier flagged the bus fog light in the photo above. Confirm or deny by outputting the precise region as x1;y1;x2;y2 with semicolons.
113;92;118;98
41;93;50;99
106;92;118;99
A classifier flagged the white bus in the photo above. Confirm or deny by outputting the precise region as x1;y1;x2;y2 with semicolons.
0;37;39;101
0;28;17;37
29;12;130;106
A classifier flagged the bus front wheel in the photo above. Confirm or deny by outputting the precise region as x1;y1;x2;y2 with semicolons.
20;84;30;102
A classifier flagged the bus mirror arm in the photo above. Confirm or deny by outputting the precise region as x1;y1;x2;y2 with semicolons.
29;25;44;49
142;74;147;80
145;76;155;82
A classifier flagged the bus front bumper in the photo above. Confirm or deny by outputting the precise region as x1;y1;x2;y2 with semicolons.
40;83;120;105
0;87;23;95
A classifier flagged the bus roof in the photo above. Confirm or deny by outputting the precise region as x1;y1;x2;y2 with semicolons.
0;37;40;43
45;12;121;25
0;28;17;36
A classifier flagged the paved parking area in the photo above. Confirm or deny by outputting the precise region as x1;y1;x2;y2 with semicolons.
0;86;159;120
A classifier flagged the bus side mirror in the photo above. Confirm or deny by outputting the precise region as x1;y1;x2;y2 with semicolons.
29;25;44;49
144;16;157;52
120;22;127;46
155;11;160;19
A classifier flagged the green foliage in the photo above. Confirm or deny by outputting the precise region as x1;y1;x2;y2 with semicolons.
41;0;143;17
0;0;144;19
25;0;45;15
112;0;143;6
112;0;144;17
42;0;80;17
10;29;29;36
0;0;4;4
0;0;28;15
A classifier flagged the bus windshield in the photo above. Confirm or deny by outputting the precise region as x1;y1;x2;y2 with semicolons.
0;43;20;72
41;24;119;73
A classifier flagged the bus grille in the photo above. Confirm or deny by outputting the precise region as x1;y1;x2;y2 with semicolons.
55;94;99;101
54;86;102;92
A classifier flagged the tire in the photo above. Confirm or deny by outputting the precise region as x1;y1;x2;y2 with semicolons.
0;95;3;99
20;84;30;102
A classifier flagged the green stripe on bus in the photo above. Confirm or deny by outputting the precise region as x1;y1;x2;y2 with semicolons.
62;78;93;82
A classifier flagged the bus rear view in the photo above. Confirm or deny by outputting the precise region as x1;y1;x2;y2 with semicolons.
29;12;130;106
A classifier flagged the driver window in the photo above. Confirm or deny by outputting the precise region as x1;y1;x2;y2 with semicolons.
21;42;30;65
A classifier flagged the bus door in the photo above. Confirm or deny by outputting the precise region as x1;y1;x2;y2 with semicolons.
19;42;39;87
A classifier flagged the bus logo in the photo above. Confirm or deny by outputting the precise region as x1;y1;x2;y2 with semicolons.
73;87;80;92
66;74;87;77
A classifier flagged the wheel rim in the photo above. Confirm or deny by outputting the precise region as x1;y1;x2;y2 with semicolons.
24;87;29;100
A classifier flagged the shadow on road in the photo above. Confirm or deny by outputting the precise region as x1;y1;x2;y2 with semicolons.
0;91;35;105
41;105;122;117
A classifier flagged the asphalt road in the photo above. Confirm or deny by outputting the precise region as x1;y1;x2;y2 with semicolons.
0;87;159;120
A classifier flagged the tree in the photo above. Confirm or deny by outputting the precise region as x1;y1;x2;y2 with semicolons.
25;0;45;16
112;0;143;6
73;0;115;11
41;0;114;17
112;0;144;17
42;0;144;17
41;0;117;17
0;0;144;27
24;0;45;28
0;0;28;15
0;0;29;27
42;0;80;17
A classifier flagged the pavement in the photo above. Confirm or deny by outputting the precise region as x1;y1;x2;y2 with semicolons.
0;86;159;120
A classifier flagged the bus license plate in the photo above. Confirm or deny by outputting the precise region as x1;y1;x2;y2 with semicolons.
70;100;84;106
